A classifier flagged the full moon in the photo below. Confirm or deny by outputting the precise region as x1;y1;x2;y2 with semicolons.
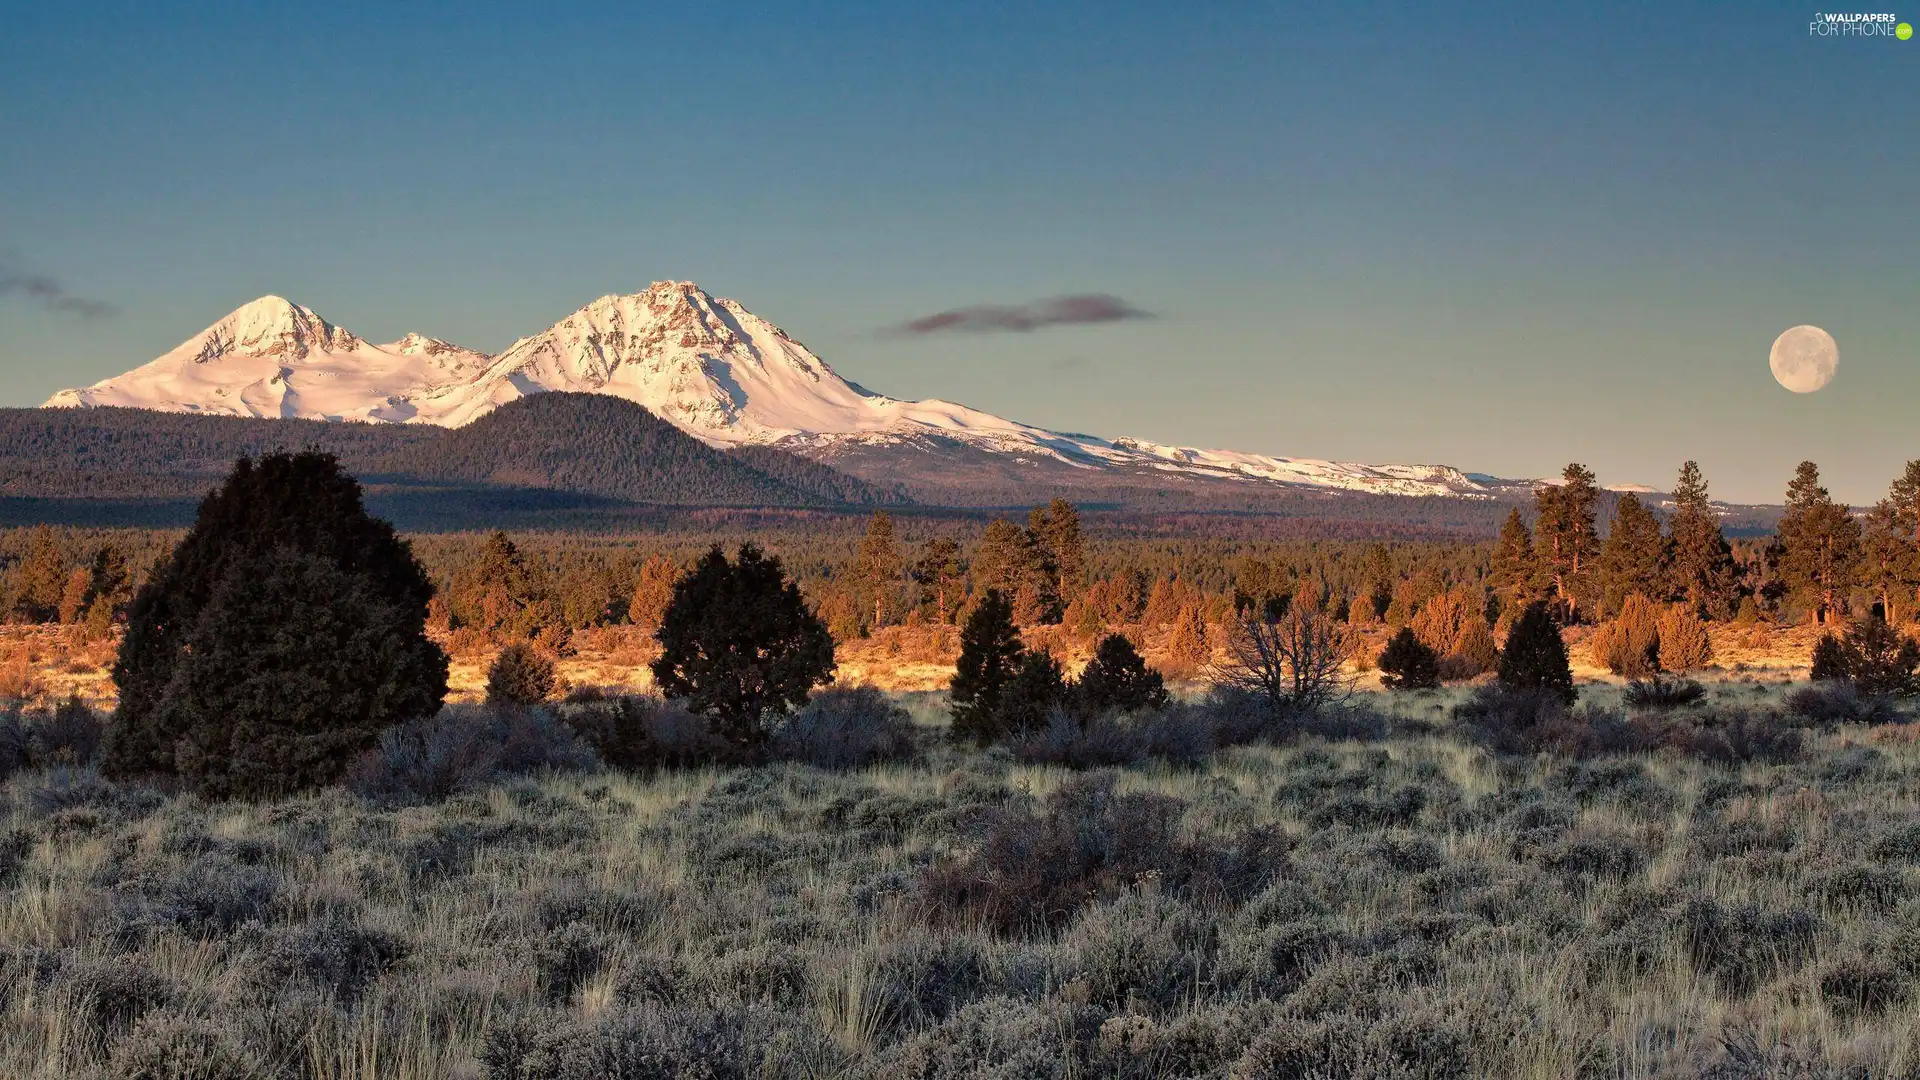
1769;325;1838;393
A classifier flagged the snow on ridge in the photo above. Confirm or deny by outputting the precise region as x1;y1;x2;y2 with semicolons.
42;283;1489;498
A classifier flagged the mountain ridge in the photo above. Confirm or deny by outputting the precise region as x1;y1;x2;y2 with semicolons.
46;282;1497;499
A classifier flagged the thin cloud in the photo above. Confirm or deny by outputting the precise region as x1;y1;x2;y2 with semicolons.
0;256;117;319
896;294;1150;335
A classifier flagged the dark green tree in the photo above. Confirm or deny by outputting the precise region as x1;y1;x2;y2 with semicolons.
998;649;1068;734
452;532;565;646
910;537;966;623
1377;627;1441;691
1074;633;1169;716
1497;601;1576;705
1599;493;1669;618
80;545;133;623
1488;509;1539;618
9;526;66;623
1533;464;1601;623
106;451;446;784
487;643;557;706
1665;461;1739;619
950;589;1024;744
1836;617;1920;697
1777;462;1860;625
1028;499;1087;603
1810;633;1848;682
972;518;1060;625
854;511;904;631
160;548;450;799
650;544;836;749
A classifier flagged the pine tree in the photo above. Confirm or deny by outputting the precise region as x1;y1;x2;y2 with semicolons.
1378;627;1441;691
1028;499;1087;604
1836;617;1920;698
9;526;66;623
105;452;447;790
910;537;965;623
1489;508;1539;617
1666;461;1738;619
1359;543;1395;620
80;546;132;625
1533;465;1601;623
1498;601;1576;705
57;567;91;625
650;544;836;748
972;518;1058;623
950;590;1025;744
854;511;904;631
998;649;1068;734
1599;493;1669;618
1810;634;1848;681
454;532;566;646
1074;633;1169;716
1777;462;1860;625
1858;500;1919;626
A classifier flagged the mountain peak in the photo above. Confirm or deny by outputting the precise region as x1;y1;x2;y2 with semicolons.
195;295;360;362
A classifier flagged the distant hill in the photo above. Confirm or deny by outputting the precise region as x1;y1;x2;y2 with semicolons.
367;393;903;507
0;396;901;513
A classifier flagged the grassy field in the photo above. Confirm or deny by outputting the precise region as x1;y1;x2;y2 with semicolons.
3;682;1918;1079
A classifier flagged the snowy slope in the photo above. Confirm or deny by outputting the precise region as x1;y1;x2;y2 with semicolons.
44;283;1492;498
44;297;490;423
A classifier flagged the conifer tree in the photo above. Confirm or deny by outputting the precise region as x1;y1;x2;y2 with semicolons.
1378;627;1441;691
9;526;66;623
1590;593;1663;678
1599;493;1669;618
1777;462;1860;625
1498;601;1576;705
1074;633;1169;716
910;537;965;623
650;544;836;748
1533;465;1601;623
1810;633;1848;681
972;519;1056;622
1665;461;1738;619
80;545;132;625
997;649;1068;734
627;555;678;630
1859;500;1919;626
454;532;566;646
105;451;447;790
1028;499;1087;603
1489;508;1539;617
854;511;904;630
57;567;91;625
486;642;556;706
950;589;1025;744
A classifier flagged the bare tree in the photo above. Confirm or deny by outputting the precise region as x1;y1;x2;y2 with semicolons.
1215;605;1358;713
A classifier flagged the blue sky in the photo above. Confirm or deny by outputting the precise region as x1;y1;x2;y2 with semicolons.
1;1;1912;503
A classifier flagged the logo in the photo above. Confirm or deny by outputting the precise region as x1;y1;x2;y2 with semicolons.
1809;11;1908;36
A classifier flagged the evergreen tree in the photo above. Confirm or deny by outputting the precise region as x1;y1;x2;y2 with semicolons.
57;567;91;625
80;545;133;624
1655;604;1714;671
971;518;1059;624
1599;493;1669;618
1498;601;1576;705
1074;633;1169;716
997;649;1068;734
950;589;1025;744
1858;500;1919;626
1028;499;1087;604
1590;593;1663;678
627;555;678;630
1166;602;1212;670
1666;461;1739;619
1377;627;1441;691
1836;616;1920;698
649;544;836;749
1810;634;1848;681
453;532;566;646
1489;508;1539;617
1777;462;1860;625
1533;465;1601;623
9;526;66;623
105;452;447;791
487;643;556;706
910;537;965;623
854;511;904;631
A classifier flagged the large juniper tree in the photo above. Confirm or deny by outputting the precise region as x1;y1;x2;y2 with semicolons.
650;544;836;749
104;451;448;793
950;589;1025;743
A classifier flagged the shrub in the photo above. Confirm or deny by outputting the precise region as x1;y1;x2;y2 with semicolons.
1837;617;1920;697
1590;593;1663;678
1377;628;1440;691
650;543;836;749
0;709;24;782
487;643;556;706
560;695;735;771
24;695;105;767
768;686;917;769
1498;602;1576;705
1452;684;1567;752
1657;605;1714;671
1073;633;1169;716
1784;681;1901;728
107;450;446;785
346;706;597;801
1623;676;1706;711
1448;617;1499;678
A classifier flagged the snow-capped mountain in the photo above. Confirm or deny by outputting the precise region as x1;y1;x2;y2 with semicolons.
43;282;1493;498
